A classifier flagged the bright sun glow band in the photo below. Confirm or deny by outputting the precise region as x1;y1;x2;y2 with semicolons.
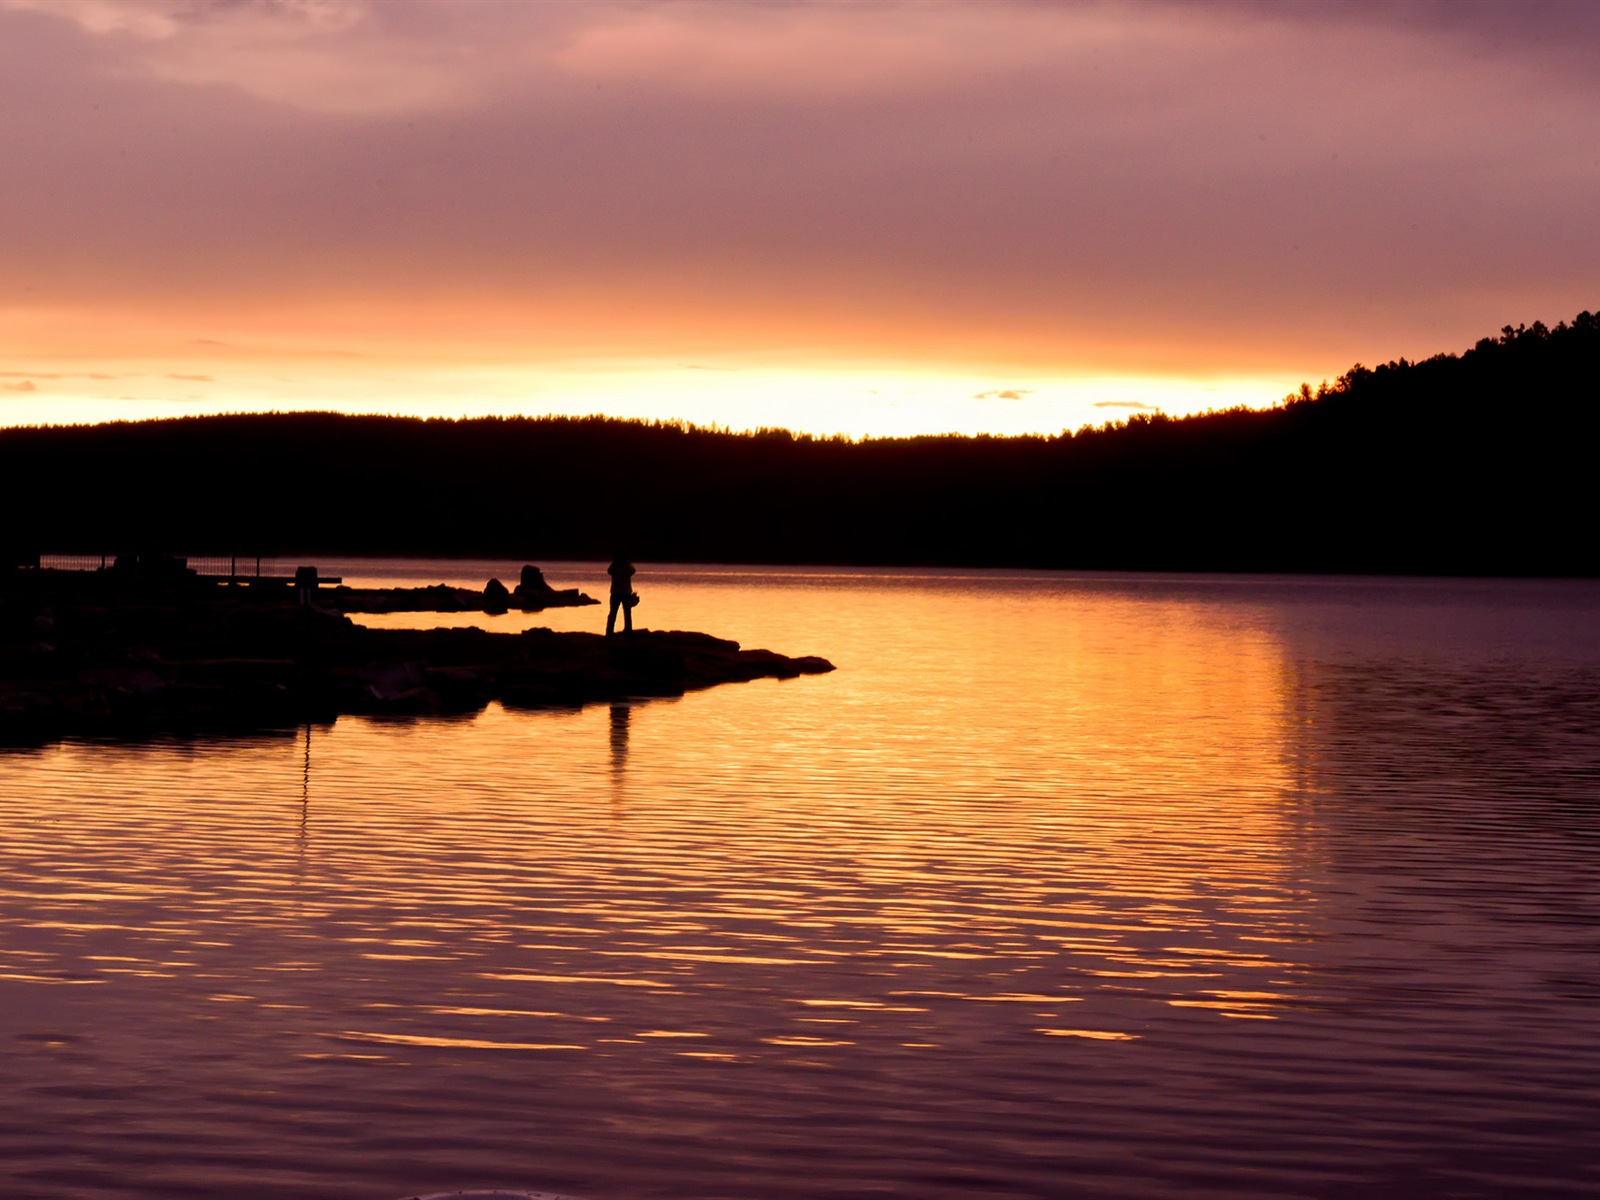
0;363;1293;438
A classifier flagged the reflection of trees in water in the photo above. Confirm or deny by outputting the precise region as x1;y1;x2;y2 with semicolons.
1297;660;1600;810
1283;655;1600;921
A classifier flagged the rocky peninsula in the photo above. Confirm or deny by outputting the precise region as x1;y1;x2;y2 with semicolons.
0;563;834;746
326;563;601;614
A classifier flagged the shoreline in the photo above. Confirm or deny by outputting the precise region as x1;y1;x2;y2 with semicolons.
0;571;834;747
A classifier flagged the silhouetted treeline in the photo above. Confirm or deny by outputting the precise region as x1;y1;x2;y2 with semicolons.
4;311;1598;575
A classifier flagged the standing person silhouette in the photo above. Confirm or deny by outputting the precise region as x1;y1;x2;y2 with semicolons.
606;554;636;638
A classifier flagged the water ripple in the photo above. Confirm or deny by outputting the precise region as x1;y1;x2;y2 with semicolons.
1;568;1598;1198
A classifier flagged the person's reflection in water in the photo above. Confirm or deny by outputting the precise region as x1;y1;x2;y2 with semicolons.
609;702;630;819
606;554;636;638
610;703;630;774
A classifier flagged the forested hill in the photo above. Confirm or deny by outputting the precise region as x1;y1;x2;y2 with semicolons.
4;311;1598;576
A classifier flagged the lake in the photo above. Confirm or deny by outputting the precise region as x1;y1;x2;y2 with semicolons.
3;564;1598;1199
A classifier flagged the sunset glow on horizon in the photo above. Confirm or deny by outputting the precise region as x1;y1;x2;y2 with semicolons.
4;0;1598;436
0;347;1293;438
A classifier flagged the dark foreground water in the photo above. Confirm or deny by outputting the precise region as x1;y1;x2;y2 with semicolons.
3;566;1598;1200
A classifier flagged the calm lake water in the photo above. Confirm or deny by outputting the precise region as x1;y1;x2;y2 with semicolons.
3;564;1598;1200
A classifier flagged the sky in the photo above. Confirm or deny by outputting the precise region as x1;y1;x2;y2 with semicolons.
2;0;1598;438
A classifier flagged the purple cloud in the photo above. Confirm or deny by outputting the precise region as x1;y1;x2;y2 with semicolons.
0;0;1594;392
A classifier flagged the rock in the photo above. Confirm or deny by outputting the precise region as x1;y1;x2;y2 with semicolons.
359;661;425;701
511;563;596;612
329;579;597;614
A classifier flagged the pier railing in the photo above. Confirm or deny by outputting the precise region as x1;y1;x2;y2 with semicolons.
37;554;111;573
37;554;281;579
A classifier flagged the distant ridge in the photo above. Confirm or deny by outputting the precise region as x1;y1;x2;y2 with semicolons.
4;311;1598;576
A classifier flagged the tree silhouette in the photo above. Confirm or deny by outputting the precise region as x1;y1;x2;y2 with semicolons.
3;309;1597;577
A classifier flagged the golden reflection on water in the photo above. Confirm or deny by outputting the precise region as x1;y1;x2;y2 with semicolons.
0;569;1319;1079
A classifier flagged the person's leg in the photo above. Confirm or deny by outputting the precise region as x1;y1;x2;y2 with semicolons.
607;594;619;636
623;597;633;635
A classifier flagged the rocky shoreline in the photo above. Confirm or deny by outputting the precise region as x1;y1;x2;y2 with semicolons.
0;569;833;746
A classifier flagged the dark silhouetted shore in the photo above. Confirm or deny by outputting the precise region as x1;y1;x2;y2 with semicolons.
0;569;832;746
3;310;1597;576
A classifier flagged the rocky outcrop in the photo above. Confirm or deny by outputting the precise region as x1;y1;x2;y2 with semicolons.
326;580;598;614
0;577;832;746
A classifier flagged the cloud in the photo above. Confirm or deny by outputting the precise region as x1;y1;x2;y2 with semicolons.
0;0;480;114
0;0;1132;118
0;370;123;380
167;373;213;381
1;0;179;39
2;0;1598;408
553;3;1092;101
1201;0;1600;60
2;380;37;391
1093;400;1156;410
974;389;1032;401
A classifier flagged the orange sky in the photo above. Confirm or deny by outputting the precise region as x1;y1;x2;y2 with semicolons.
2;0;1598;436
